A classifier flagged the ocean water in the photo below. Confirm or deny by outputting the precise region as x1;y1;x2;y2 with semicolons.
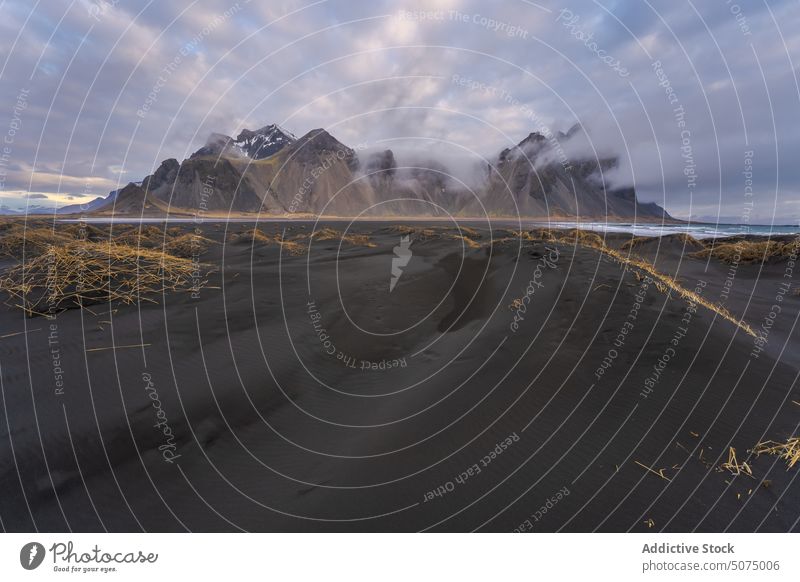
527;221;800;239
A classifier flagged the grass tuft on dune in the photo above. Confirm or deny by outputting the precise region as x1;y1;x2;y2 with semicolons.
0;241;208;317
599;244;757;337
382;225;483;248
692;239;800;264
229;226;376;254
621;233;703;251
0;222;74;257
310;227;376;247
500;228;757;337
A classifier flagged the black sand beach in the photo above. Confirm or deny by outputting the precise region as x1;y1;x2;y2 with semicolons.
1;220;799;532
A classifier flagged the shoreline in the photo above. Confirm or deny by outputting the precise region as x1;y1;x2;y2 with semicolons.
36;215;800;240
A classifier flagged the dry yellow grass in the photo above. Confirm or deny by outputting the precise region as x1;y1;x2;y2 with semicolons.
692;239;800;264
310;227;376;248
450;234;482;249
0;222;195;258
634;460;671;481
310;227;343;242
554;228;605;248
384;225;438;238
275;236;307;255
113;225;168;248
61;223;109;242
164;233;213;257
0;241;208;317
230;228;306;255
444;225;481;238
500;228;603;248
600;244;757;337
228;227;375;255
621;233;703;251
342;233;376;247
229;227;273;245
752;437;800;469
502;230;535;241
382;225;482;248
0;224;74;257
498;227;756;337
720;447;753;477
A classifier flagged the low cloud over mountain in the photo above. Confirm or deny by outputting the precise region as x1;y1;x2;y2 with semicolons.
88;122;669;220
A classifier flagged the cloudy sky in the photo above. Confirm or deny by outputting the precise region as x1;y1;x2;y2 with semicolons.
1;0;798;222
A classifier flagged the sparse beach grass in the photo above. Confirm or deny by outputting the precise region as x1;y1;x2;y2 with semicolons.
0;239;208;317
691;239;800;263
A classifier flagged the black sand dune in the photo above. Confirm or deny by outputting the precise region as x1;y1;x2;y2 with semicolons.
0;221;798;532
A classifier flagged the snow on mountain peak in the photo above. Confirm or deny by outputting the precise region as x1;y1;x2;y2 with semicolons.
234;124;296;159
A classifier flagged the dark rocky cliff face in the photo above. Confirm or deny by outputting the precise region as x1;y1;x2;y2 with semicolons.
465;129;671;220
282;129;358;171
94;124;671;220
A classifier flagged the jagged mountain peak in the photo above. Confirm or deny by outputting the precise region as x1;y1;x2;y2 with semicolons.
234;124;296;159
497;123;589;169
518;131;549;148
191;124;296;160
191;133;238;159
236;123;296;141
292;128;348;151
283;128;358;170
557;123;583;140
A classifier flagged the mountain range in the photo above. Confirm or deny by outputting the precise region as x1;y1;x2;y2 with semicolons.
46;123;671;220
